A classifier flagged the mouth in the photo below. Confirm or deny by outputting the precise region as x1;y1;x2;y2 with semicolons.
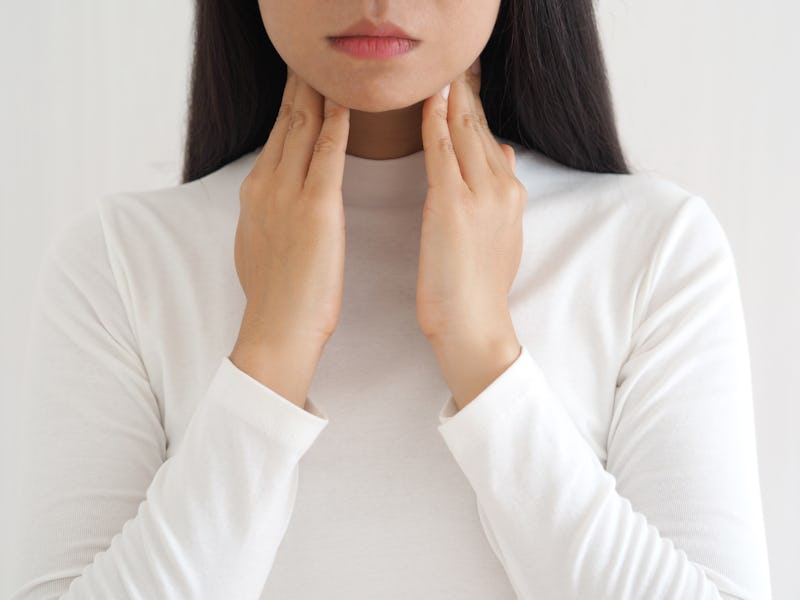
328;36;419;59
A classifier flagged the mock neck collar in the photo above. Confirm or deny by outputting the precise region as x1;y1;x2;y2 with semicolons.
213;145;428;209
204;134;562;212
341;147;428;207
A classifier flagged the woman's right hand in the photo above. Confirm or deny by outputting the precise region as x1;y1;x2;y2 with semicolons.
232;66;350;364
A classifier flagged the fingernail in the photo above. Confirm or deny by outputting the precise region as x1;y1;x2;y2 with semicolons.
440;84;450;101
470;58;481;75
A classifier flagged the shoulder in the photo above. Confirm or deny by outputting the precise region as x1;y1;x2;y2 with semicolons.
508;144;737;315
64;152;256;275
37;178;207;296
38;153;249;313
512;144;697;215
509;143;728;258
45;178;210;260
82;150;257;257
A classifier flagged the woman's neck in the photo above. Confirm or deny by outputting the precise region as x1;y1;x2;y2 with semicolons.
345;101;424;160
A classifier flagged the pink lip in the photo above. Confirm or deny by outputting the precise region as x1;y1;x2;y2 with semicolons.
328;36;418;58
331;18;418;40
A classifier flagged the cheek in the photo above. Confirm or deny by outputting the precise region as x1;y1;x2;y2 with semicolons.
443;5;499;62
259;1;302;57
414;37;473;90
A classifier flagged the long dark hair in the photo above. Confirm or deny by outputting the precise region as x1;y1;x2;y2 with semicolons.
181;0;631;184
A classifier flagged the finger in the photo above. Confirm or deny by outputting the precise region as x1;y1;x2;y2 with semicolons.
252;65;298;176
447;63;490;193
304;97;350;197
277;69;325;186
464;57;512;178
421;84;463;191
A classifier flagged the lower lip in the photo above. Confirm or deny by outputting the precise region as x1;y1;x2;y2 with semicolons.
328;36;418;58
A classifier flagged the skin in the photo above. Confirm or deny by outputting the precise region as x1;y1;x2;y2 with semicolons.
258;0;503;159
235;2;526;411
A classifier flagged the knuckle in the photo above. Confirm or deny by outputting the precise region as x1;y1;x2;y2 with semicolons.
276;102;292;122
312;134;338;155
240;171;283;209
433;106;448;121
288;109;308;130
435;136;454;154
504;179;523;200
460;112;481;132
492;177;517;201
239;174;258;201
503;178;520;197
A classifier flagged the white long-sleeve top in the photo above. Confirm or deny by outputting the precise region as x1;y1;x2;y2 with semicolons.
10;138;772;599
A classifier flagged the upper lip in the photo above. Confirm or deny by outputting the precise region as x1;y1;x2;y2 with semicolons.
331;18;417;40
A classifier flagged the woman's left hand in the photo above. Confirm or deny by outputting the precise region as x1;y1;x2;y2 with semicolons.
416;57;526;349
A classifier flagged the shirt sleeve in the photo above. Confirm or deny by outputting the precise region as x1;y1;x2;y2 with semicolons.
435;196;772;599
9;204;329;599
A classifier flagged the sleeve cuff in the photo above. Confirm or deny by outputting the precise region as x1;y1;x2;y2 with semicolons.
203;356;329;456
437;343;543;430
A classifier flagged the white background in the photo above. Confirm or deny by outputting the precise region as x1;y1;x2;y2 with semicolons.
1;2;797;598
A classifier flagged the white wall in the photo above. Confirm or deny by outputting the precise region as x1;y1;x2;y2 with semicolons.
0;1;195;595
1;1;797;597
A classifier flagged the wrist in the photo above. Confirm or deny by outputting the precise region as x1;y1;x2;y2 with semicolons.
426;314;518;356
229;337;323;409
427;326;522;411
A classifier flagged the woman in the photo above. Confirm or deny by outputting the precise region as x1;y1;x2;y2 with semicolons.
11;0;772;598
